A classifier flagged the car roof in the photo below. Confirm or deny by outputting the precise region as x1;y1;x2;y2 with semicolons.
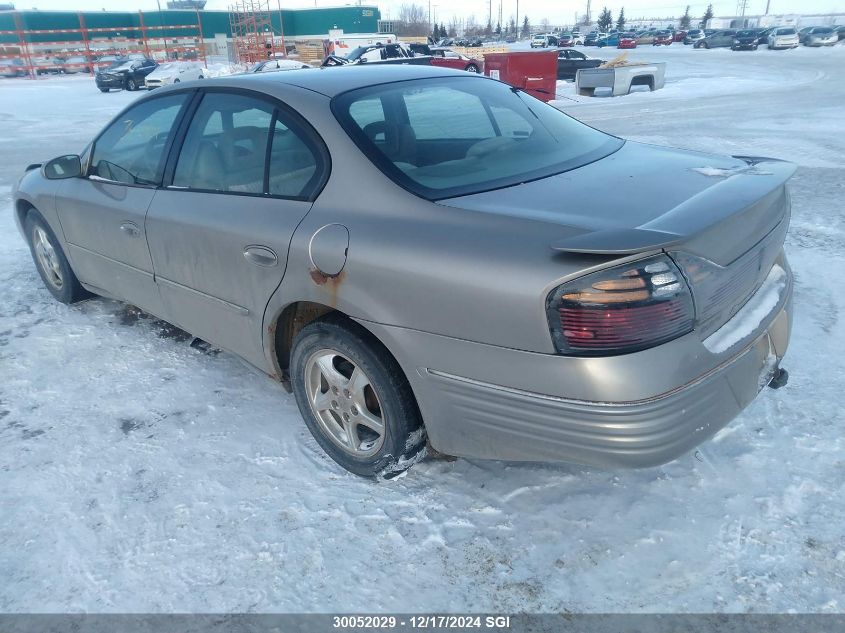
193;64;473;98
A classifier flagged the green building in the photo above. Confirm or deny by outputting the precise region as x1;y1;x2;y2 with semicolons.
0;6;381;46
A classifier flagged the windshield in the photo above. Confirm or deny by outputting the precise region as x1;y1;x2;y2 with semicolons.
737;30;756;36
332;76;622;200
776;28;797;34
812;27;833;33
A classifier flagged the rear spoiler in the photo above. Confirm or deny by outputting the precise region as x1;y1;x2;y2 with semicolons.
551;228;682;254
25;163;42;172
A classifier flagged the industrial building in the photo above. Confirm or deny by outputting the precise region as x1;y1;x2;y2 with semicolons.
0;5;381;65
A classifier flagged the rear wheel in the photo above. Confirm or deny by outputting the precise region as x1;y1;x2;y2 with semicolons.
465;63;479;73
126;77;137;91
290;316;426;477
24;211;89;304
98;87;109;92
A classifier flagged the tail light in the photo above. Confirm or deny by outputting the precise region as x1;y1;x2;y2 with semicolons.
546;254;695;356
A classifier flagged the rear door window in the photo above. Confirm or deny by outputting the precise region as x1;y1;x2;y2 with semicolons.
173;90;326;200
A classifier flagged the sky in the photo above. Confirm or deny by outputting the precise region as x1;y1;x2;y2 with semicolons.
14;0;845;27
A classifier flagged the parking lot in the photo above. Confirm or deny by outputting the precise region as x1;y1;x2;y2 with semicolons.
1;44;844;612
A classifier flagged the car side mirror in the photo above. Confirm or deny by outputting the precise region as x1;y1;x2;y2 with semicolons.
43;154;82;180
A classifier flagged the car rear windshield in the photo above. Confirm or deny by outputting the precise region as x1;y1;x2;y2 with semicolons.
812;27;833;33
776;28;797;34
332;76;622;200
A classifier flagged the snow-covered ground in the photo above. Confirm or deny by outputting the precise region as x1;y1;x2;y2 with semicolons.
1;46;844;613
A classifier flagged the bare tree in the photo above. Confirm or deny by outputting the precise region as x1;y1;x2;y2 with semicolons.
448;16;459;37
540;18;550;33
396;3;429;36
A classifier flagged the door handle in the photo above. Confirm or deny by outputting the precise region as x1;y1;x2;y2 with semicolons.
120;221;140;237
243;245;278;267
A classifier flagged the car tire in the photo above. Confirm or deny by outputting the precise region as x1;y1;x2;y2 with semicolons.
465;63;479;73
126;78;137;91
24;210;89;305
173;78;180;83
98;87;109;92
290;315;426;478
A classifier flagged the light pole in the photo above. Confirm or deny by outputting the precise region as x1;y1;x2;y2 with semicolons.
516;0;519;38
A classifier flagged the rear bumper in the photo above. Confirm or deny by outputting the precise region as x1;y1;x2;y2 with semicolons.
360;260;793;468
423;298;789;467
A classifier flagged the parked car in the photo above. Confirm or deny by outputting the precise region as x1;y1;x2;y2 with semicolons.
695;29;737;48
14;65;795;477
801;26;838;46
584;32;602;46
684;29;705;44
833;25;845;40
556;49;603;80
95;58;157;92
322;44;431;68
32;57;64;75
767;27;800;49
0;57;26;77
61;56;91;73
618;32;638;49
653;30;674;45
731;29;762;50
636;31;658;45
429;48;482;73
531;34;555;48
673;30;687;42
558;32;584;46
597;33;620;47
144;61;206;88
251;59;311;73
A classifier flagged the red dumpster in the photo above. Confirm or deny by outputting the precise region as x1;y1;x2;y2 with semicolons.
482;50;558;102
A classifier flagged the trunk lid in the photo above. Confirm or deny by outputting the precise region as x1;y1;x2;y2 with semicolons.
439;141;795;266
440;141;796;339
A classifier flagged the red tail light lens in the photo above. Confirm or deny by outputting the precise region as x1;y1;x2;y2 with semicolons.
547;255;695;356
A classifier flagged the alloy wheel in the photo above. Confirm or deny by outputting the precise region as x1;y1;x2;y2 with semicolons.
304;349;386;457
32;225;63;290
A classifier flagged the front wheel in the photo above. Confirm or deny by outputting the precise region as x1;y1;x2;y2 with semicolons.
465;63;479;73
290;316;426;477
98;87;109;92
126;78;137;91
24;211;89;304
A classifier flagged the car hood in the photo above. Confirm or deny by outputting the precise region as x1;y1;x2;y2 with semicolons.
439;141;796;266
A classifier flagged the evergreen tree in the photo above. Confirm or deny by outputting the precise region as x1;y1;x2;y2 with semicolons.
597;7;613;31
440;22;447;38
680;5;691;29
701;4;714;28
616;7;626;31
495;21;501;36
521;16;531;38
509;17;516;35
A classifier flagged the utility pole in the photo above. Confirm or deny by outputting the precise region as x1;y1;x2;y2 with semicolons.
765;0;771;14
585;0;591;24
516;0;518;37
